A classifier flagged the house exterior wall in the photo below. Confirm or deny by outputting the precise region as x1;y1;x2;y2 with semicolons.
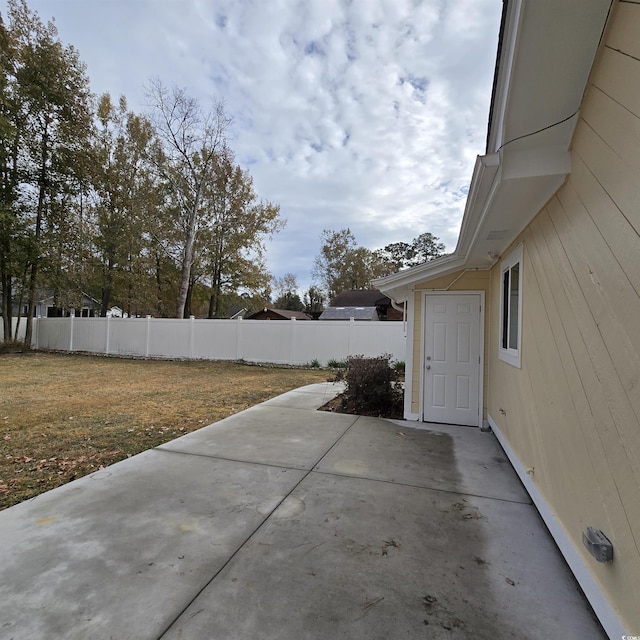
487;4;640;631
407;269;491;418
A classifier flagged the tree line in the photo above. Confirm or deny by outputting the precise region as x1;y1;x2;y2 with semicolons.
311;228;445;303
269;229;446;314
0;0;283;343
0;0;447;341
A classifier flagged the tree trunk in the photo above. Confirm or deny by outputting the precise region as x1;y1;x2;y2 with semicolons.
175;203;198;319
155;251;164;316
24;126;49;346
100;253;115;316
1;268;11;341
185;278;194;318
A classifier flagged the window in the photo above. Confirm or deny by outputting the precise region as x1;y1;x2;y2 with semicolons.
499;243;522;368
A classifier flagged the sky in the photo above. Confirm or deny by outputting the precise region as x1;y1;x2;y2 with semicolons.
6;0;503;294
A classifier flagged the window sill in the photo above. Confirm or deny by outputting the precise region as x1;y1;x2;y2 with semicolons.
499;349;521;368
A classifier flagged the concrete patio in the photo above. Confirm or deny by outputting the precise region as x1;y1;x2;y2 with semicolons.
0;383;605;639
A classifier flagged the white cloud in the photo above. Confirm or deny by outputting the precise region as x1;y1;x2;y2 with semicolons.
9;0;502;292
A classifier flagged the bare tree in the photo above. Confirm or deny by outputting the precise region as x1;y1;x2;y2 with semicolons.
147;78;231;318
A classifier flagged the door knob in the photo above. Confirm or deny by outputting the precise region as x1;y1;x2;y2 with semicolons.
426;365;431;370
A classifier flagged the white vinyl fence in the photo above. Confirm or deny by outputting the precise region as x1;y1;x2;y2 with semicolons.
1;318;28;342
30;317;407;366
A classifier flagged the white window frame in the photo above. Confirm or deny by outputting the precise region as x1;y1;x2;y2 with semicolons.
499;243;523;368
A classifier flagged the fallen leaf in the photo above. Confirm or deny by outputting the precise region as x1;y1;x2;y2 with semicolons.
505;577;515;586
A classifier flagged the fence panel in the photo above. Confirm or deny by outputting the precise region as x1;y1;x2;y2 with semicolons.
32;317;407;365
348;322;405;359
72;318;108;352
35;318;69;350
294;321;351;364
1;318;29;343
239;320;294;364
104;318;146;356
191;320;240;360
146;319;190;358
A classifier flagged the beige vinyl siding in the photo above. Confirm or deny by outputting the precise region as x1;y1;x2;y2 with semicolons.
487;3;640;629
410;270;490;416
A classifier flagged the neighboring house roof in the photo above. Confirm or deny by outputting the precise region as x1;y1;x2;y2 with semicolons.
36;291;100;306
227;306;247;319
329;289;391;308
319;307;379;321
374;0;612;302
245;308;312;320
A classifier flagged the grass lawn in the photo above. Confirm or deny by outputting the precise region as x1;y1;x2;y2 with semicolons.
0;352;329;511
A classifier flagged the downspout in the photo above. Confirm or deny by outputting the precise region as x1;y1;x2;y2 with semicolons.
390;297;405;319
389;297;407;334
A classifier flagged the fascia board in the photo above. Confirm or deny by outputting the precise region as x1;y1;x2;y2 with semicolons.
454;153;501;257
374;154;500;301
372;255;467;303
487;0;523;153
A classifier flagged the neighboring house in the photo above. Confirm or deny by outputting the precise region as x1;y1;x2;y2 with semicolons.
374;1;637;637
33;292;100;318
319;289;403;321
245;308;312;321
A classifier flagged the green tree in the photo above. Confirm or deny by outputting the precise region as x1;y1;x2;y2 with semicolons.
273;291;304;311
89;93;160;316
3;0;92;344
197;147;284;318
303;285;324;315
377;232;445;271
312;228;388;301
272;272;303;310
0;11;23;339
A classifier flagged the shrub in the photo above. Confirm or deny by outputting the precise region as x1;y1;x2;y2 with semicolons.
341;354;403;417
327;358;348;369
307;358;321;368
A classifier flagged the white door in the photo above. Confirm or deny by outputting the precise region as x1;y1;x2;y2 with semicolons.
423;293;481;426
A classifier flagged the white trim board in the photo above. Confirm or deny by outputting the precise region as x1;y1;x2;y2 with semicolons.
487;414;626;640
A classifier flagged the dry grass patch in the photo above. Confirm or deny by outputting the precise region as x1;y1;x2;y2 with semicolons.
0;352;328;510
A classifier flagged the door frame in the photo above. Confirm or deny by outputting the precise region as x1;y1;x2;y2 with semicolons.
420;291;485;427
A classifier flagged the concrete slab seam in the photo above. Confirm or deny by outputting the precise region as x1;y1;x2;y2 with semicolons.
154;414;361;640
153;446;307;471
310;468;535;506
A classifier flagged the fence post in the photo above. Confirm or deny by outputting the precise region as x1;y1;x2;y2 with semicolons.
33;317;39;350
235;316;243;360
189;316;195;359
69;313;74;351
145;315;151;358
105;315;110;355
289;317;296;365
